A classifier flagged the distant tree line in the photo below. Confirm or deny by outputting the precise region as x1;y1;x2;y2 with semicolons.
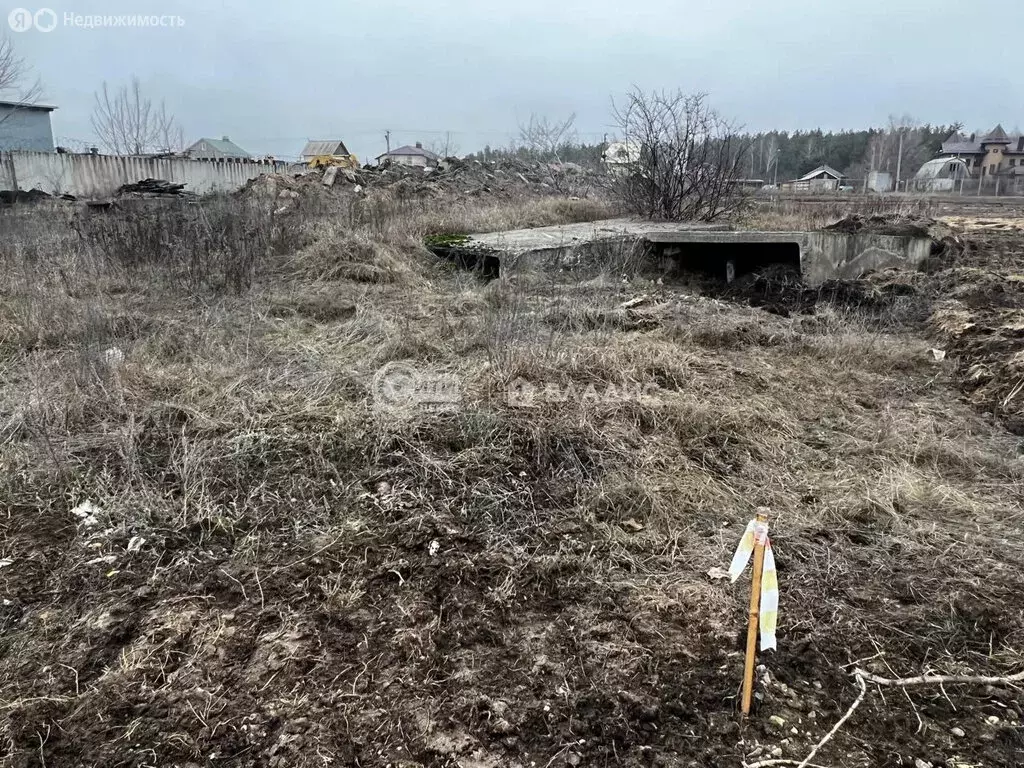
466;117;962;183
740;118;961;184
465;142;606;170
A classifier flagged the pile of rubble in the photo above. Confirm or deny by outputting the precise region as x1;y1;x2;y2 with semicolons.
237;157;603;212
116;178;192;198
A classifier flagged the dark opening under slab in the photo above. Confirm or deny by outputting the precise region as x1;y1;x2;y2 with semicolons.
657;240;801;281
431;246;501;279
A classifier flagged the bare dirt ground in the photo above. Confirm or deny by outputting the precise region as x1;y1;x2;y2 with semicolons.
1;192;1022;767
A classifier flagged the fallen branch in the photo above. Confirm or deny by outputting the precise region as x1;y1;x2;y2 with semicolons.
748;665;1024;768
743;675;866;768
794;673;867;768
853;667;1024;688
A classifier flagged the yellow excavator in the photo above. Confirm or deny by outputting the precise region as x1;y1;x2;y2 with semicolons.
308;153;359;170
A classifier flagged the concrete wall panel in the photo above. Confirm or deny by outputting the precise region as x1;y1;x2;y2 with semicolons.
0;151;304;198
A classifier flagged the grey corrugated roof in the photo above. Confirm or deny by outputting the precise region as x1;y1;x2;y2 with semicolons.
301;140;351;157
187;137;250;158
376;144;439;160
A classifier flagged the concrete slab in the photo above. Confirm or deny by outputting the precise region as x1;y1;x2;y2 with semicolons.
463;217;725;254
439;218;933;285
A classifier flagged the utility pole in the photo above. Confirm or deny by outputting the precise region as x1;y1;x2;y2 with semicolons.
384;130;391;154
894;130;904;192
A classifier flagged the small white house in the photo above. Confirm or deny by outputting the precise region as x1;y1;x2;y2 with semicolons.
602;141;640;173
376;142;439;168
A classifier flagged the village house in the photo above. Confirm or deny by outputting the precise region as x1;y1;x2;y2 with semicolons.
184;136;251;161
938;125;1024;182
300;140;354;163
782;164;846;192
376;142;439;168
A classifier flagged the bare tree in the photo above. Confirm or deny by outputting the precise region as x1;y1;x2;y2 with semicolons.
860;115;933;189
0;35;44;127
91;77;185;155
427;131;460;159
611;88;749;221
154;101;185;155
518;113;577;163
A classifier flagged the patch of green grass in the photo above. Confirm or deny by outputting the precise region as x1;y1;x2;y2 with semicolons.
424;233;472;248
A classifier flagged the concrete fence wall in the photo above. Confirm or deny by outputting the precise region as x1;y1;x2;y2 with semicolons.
0;151;305;199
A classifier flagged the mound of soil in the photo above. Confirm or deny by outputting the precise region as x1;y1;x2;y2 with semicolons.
824;213;936;238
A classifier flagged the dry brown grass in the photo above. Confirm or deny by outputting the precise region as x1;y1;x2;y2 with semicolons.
738;195;938;231
1;195;1023;767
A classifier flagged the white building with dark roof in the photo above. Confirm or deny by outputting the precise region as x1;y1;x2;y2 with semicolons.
376;142;439;168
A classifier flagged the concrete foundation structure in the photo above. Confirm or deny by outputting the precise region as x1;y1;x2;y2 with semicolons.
441;219;932;286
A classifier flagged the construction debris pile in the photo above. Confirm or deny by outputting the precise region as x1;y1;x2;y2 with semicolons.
116;178;192;198
238;157;604;212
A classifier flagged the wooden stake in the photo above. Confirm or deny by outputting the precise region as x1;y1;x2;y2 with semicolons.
741;512;769;716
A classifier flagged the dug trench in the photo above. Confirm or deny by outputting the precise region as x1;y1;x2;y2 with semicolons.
1;208;1023;767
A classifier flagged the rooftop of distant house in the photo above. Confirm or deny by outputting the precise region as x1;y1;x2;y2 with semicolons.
186;136;251;159
301;140;352;157
376;142;439;160
941;125;1024;154
799;164;845;180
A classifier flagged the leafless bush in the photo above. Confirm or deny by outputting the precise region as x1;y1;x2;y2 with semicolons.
90;77;184;155
612;88;749;220
518;113;581;194
0;34;42;110
517;113;577;165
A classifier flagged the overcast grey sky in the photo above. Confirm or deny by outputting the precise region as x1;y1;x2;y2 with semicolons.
5;0;1020;161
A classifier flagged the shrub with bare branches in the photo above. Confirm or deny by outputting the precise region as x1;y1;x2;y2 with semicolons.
0;35;44;130
90;77;184;155
612;88;749;221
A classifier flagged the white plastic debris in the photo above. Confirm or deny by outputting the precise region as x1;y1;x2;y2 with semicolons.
0;558;14;569
86;555;117;566
929;348;946;362
100;347;125;367
127;536;146;553
71;501;101;528
428;540;440;556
